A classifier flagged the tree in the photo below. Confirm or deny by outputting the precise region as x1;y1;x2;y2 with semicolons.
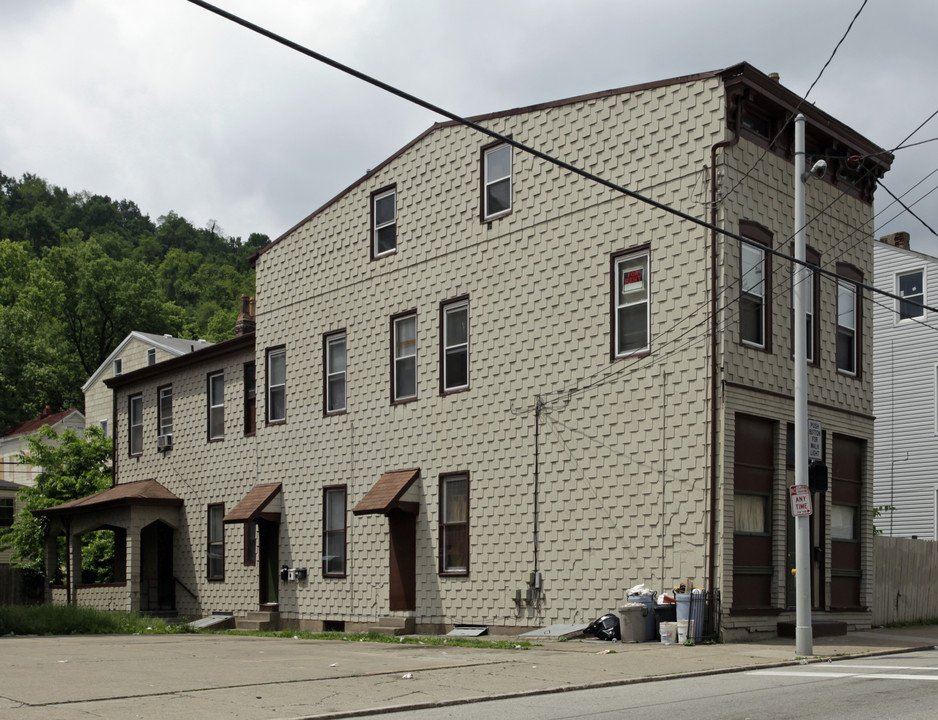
0;426;112;580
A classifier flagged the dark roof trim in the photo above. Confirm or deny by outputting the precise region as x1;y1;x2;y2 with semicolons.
105;333;254;389
353;468;420;516
223;482;282;524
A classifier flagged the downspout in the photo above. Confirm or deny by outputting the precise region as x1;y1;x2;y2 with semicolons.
707;96;741;596
533;395;542;577
65;517;72;605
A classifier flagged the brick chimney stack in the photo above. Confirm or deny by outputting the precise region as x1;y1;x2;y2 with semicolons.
234;294;256;336
879;231;910;250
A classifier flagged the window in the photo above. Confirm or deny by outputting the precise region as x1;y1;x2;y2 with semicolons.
244;361;256;435
100;419;108;437
741;242;767;347
207;504;224;580
267;347;286;423
441;299;469;393
113;358;122;376
831;504;857;540
372;187;397;258
0;498;14;528
482;143;512;220
325;331;347;414
129;395;143;456
244;523;256;565
613;250;650;357
147;348;156;366
392;312;417;402
734;493;769;534
898;269;924;320
836;264;862;375
208;371;224;440
158;385;173;438
323;486;346;577
439;473;469;574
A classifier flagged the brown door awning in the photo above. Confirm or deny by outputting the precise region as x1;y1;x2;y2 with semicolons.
223;482;282;524
353;468;420;516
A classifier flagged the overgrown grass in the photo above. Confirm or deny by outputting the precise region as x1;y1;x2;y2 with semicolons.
214;628;531;649
0;604;183;636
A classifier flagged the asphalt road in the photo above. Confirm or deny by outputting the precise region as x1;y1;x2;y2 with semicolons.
381;649;938;720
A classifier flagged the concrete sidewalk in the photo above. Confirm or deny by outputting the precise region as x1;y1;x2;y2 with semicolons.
2;625;937;720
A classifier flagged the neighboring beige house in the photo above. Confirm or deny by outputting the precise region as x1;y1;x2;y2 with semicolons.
0;479;23;565
82;332;212;438
41;63;891;640
0;407;85;487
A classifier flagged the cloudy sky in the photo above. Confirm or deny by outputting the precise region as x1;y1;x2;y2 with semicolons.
3;0;937;256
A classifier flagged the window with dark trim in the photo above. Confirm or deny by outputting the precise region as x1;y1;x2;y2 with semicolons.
113;357;123;376
208;371;224;440
325;331;347;414
244;522;256;565
0;497;14;528
147;348;156;366
244;361;256;435
371;186;397;258
207;504;225;580
392;312;417;403
441;298;469;394
439;472;469;575
129;394;143;456
740;222;772;350
612;249;650;357
482;142;511;220
267;347;286;423
836;263;862;376
157;385;173;439
323;486;346;577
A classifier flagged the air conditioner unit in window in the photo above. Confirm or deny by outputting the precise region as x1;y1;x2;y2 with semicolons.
157;434;173;451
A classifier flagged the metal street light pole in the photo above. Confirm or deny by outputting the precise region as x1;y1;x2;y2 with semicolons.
793;113;813;657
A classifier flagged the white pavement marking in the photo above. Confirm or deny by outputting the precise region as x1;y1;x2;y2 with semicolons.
749;670;938;681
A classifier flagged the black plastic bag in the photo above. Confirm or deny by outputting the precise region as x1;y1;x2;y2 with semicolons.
584;613;620;641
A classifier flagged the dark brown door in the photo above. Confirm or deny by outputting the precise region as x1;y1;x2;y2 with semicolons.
388;510;416;611
258;520;279;607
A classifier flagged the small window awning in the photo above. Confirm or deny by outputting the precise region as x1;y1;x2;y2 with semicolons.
223;482;282;524
353;468;420;516
35;479;182;517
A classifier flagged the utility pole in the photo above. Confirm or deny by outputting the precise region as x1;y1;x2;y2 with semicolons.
793;113;814;657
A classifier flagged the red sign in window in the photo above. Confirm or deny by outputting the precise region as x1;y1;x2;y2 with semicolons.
622;268;644;291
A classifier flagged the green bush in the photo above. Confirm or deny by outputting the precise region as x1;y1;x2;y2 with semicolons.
0;604;175;636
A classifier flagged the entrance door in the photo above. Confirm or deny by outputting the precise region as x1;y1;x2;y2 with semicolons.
388;510;416;611
786;494;826;610
258;520;279;607
140;521;174;612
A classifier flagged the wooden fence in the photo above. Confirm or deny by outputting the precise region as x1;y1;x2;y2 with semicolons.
872;536;938;626
0;565;27;605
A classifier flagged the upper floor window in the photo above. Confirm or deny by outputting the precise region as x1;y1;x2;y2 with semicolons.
613;250;650;357
323;486;347;577
0;497;13;528
267;347;286;423
897;269;924;320
147;348;156;366
99;419;108;437
129;394;143;456
207;503;224;580
392;312;417;403
439;472;469;575
836;263;862;376
372;187;397;258
325;331;347;414
113;358;123;376
740;223;772;350
244;362;256;435
158;385;173;437
482;143;512;220
441;299;469;393
791;247;820;365
208;371;225;440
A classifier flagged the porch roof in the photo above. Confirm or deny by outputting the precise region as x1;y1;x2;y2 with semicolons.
353;468;420;515
223;482;282;524
36;479;182;517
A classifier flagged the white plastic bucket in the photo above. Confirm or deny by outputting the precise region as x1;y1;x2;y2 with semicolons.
659;622;676;645
676;620;688;642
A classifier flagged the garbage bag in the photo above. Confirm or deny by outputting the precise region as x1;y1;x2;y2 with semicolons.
584;613;620;641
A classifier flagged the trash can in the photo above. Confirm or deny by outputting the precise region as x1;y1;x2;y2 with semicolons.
617;603;647;643
675;592;706;641
627;593;657;641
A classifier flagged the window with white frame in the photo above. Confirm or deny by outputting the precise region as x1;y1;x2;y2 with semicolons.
323;486;346;577
837;280;857;374
483;143;512;220
267;347;286;423
741;242;766;347
439;473;469;574
393;313;417;402
113;357;122;376
372;187;397;258
208;371;224;440
441;299;469;393
614;251;650;356
325;332;346;413
898;269;924;320
158;386;173;438
831;503;857;540
129;394;142;456
147;348;156;366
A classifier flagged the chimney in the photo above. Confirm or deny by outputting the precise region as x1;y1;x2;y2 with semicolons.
41;405;52;418
879;231;910;250
768;72;780;82
234;294;256;336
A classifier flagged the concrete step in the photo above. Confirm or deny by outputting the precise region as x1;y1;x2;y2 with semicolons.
236;611;280;631
372;615;415;635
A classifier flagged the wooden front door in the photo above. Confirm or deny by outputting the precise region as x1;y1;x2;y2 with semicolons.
388;510;416;611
